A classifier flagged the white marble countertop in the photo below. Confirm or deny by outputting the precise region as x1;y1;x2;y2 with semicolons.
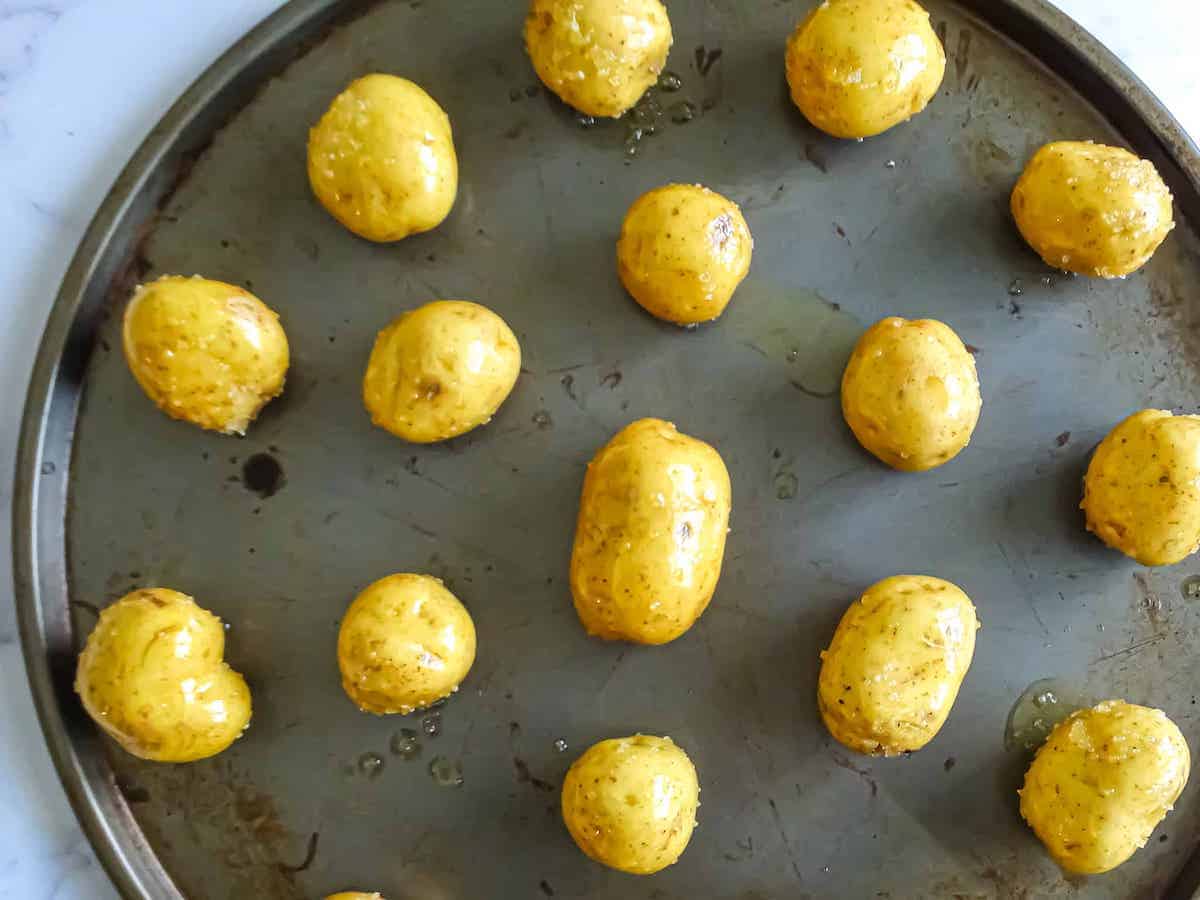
0;1;1196;897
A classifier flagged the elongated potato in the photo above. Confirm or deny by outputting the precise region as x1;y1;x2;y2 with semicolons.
569;418;731;644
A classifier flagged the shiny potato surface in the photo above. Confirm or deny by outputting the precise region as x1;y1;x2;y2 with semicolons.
841;316;981;472
74;588;251;763
308;74;457;242
362;300;521;444
122;275;289;435
616;183;753;325
818;575;978;756
1020;700;1190;875
785;0;945;139
525;0;672;118
326;894;383;900
570;418;731;645
561;735;699;875
1011;141;1174;278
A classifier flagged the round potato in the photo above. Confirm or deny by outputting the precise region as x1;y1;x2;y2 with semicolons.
841;317;981;472
561;735;699;874
337;573;476;715
818;575;978;756
122;275;289;435
326;894;383;900
1011;141;1174;278
616;183;754;326
308;74;457;242
525;0;672;118
570;418;731;644
1020;700;1190;875
74;588;251;763
362;300;521;443
785;0;945;139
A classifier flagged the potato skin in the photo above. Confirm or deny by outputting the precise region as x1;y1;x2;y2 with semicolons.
362;300;521;444
617;184;754;325
325;894;383;900
1082;409;1200;566
1011;141;1174;278
308;74;457;242
785;0;945;139
74;588;251;763
561;735;699;875
818;575;978;756
570;418;731;645
122;275;289;435
1020;700;1190;875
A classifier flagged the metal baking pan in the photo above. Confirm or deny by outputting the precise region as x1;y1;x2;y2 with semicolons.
14;0;1200;897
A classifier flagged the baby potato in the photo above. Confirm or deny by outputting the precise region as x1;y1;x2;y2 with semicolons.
818;575;978;756
525;0;672;118
841;317;981;472
1020;700;1190;875
326;894;383;900
362;300;521;443
74;588;251;763
1082;409;1200;566
570;418;731;645
122;275;289;435
785;0;945;139
1011;141;1174;278
337;573;476;715
308;74;457;242
617;184;754;326
561;735;699;875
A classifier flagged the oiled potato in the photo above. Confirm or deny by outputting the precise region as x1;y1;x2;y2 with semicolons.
818;575;978;756
617;184;754;325
570;418;731;644
337;574;476;715
1011;141;1174;278
74;588;251;763
525;0;672;118
561;735;699;874
1082;409;1200;566
308;74;457;242
326;894;383;900
841;317;981;472
785;0;945;139
122;275;289;435
362;300;521;443
1020;700;1190;875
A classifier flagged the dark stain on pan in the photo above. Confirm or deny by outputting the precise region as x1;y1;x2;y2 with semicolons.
241;452;285;499
513;757;555;792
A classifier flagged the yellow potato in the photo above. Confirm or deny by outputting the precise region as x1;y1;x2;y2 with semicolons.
841;317;981;472
326;894;383;900
362;300;521;444
785;0;945;139
74;588;251;763
1011;141;1174;278
561;735;699;874
525;0;673;118
1020;700;1190;875
337;573;476;715
818;575;978;756
570;418;731;645
308;74;457;242
122;275;289;435
616;184;754;326
1082;409;1200;566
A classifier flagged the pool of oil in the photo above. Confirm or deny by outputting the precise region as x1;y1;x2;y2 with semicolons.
1004;677;1093;752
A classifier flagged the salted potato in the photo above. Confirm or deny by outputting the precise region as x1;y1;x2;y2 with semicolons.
1020;700;1190;874
122;275;288;435
326;894;383;900
525;0;672;118
1011;141;1174;278
561;735;699;874
74;588;251;763
308;74;457;242
841;317;981;472
818;575;978;756
785;0;945;139
570;418;731;645
362;300;521;443
617;184;754;325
